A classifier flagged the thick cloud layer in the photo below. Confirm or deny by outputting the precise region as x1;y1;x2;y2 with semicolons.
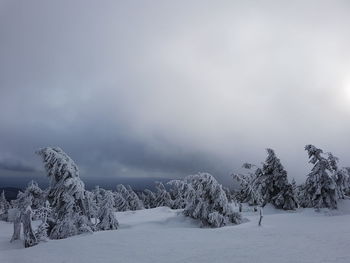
1;0;350;186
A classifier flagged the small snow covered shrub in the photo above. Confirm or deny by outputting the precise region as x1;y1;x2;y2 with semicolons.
183;173;242;228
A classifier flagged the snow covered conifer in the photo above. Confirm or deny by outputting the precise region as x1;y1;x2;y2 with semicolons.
232;165;263;206
142;189;156;209
34;201;52;242
126;185;144;210
167;180;189;209
93;186;106;208
25;181;46;214
97;191;119;231
327;153;350;199
0;190;10;218
116;184;132;210
184;173;242;228
154;182;172;208
36;147;93;239
84;191;99;225
261;149;297;210
301;145;337;209
114;192;128;211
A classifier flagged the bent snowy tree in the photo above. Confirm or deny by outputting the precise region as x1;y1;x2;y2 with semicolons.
184;173;242;228
300;145;337;209
36;147;94;239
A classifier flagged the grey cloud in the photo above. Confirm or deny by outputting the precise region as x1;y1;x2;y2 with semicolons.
1;0;350;186
0;157;37;173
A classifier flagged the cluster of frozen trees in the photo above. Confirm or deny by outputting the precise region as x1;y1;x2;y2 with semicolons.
7;147;120;248
3;144;349;248
233;145;350;211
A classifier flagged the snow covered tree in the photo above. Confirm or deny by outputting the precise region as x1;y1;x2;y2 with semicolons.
116;184;132;210
126;185;144;210
260;149;297;210
142;189;156;209
300;145;337;209
93;186;105;208
167;180;189;209
115;184;143;211
0;190;10;219
222;187;235;204
183;173;242;228
327;153;350;199
34;201;52;242
232;165;263;206
22;206;38;248
84;190;99;225
114;192;128;211
154;182;172;208
36;147;93;239
97;191;119;231
10;191;38;247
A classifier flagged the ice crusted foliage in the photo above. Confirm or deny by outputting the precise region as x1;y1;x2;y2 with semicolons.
84;191;98;225
327;153;350;199
232;165;263;206
0;190;10;218
260;149;298;210
34;201;52;242
36;147;93;239
300;145;337;209
154;182;172;208
183;173;242;228
93;186;105;207
167;180;188;209
142;189;156;209
25;181;46;212
114;192;128;211
97;191;119;231
116;184;132;211
234;149;298;210
126;185;144;210
222;187;235;203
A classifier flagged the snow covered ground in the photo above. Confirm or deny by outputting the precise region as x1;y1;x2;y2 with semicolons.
1;201;350;263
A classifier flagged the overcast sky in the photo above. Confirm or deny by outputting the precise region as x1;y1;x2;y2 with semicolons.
1;0;350;186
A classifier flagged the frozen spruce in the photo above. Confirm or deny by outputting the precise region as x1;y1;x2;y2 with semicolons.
116;184;132;211
167;180;189;209
232;165;264;206
84;191;99;225
327;153;350;199
126;185;144;210
97;191;119;231
260;149;298;210
300;145;337;209
154;182;172;208
0;190;10;220
36;147;93;239
25;181;46;213
184;173;242;228
114;192;128;211
142;189;156;209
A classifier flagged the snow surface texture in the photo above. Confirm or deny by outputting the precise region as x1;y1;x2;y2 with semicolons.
1;201;350;263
